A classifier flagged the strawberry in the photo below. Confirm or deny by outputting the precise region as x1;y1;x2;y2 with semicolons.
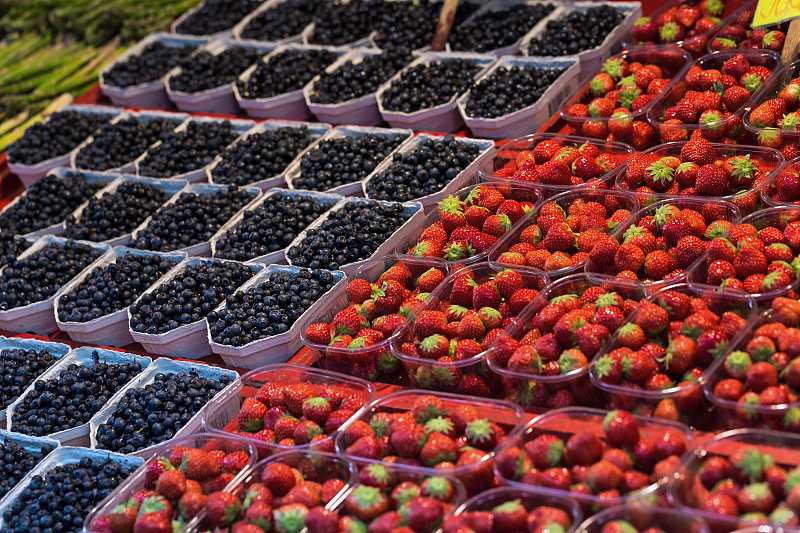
602;410;640;447
206;492;242;527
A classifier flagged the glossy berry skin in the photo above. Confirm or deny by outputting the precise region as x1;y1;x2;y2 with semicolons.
525;6;626;56
209;269;337;346
0;172;105;235
0;440;54;498
57;253;178;323
104;42;196;88
287;200;412;270
293;134;405;192
449;3;556;52
95;371;231;453
211;127;318;186
132;186;257;252
64;181;170;242
465;65;566;118
237;49;339;100
308;0;394;46
174;0;262;36
2;456;133;533
11;359;143;436
0;241;104;311
7;110;111;165
309;50;411;105
139;120;240;178
240;0;321;41
0;348;58;409
366;135;481;202
381;58;482;113
214;194;336;261
169;47;262;93
129;262;256;335
0;235;28;270
74;117;181;171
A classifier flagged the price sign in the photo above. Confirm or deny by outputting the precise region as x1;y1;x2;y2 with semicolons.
752;0;800;27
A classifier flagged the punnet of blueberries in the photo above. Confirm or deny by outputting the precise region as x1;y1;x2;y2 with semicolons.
56;252;178;324
6;110;111;166
465;65;567;118
104;42;197;88
308;50;411;105
380;58;483;113
365;135;481;201
0;347;59;410
240;0;323;41
0;235;28;269
2;455;134;533
209;268;337;346
237;49;339;100
210;126;317;186
0;172;106;235
292;133;405;191
64;180;170;242
287;200;412;269
372;0;477;51
213;193;336;261
525;5;626;56
129;261;256;335
174;0;262;35
95;371;232;453
138;120;241;178
448;3;555;52
73;116;182;171
11;358;144;436
308;0;391;45
0;438;54;499
169;46;263;93
131;186;257;252
0;241;104;311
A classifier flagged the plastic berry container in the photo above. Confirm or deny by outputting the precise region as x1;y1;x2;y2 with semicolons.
667;428;800;533
476;133;634;197
707;0;789;54
490;189;639;279
336;390;525;494
201;364;376;457
762;155;800;207
495;407;695;512
301;254;449;383
585;196;741;291
84;432;259;533
743;58;800;151
389;262;549;396
615;141;783;214
577;504;711;533
686;205;800;302
393;182;542;267
588;282;757;429
645;50;782;143
559;45;692;147
486;273;647;409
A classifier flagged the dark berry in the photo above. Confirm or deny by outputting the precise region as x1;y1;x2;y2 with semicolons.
236;48;339;100
174;0;263;36
448;3;555;52
371;0;477;51
239;0;323;41
74;116;181;171
0;346;60;409
308;0;393;45
379;57;483;113
0;235;29;269
525;5;626;56
0;438;54;498
308;50;411;105
464;64;567;118
104;42;197;88
169;46;263;93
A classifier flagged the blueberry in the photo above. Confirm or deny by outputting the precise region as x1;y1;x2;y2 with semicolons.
174;0;263;36
448;3;555;52
240;0;323;41
236;49;339;100
104;42;197;88
308;50;411;105
0;235;28;270
525;5;625;56
213;194;336;261
308;0;392;45
371;0;477;51
0;348;59;409
380;58;482;113
169;47;263;93
465;65;566;118
74;117;181;171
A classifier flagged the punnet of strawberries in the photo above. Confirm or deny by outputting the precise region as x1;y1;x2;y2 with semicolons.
477;134;633;190
309;464;464;533
667;430;800;529
578;505;710;533
745;61;800;157
561;46;690;150
589;283;755;425
648;51;780;143
709;0;788;53
441;486;580;533
705;297;800;431
398;184;539;265
763;157;800;205
200;365;375;454
389;263;547;396
628;0;728;56
687;206;800;297
336;392;524;494
302;256;449;382
495;408;692;509
88;435;256;533
195;451;355;533
485;274;646;409
491;190;638;276
585;196;740;285
618;137;780;214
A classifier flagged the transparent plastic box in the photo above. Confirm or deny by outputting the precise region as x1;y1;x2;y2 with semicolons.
301;254;449;383
762;155;800;207
743;58;800;150
389;262;548;397
577;504;711;533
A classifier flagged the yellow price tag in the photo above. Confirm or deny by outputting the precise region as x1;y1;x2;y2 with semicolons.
753;0;800;27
